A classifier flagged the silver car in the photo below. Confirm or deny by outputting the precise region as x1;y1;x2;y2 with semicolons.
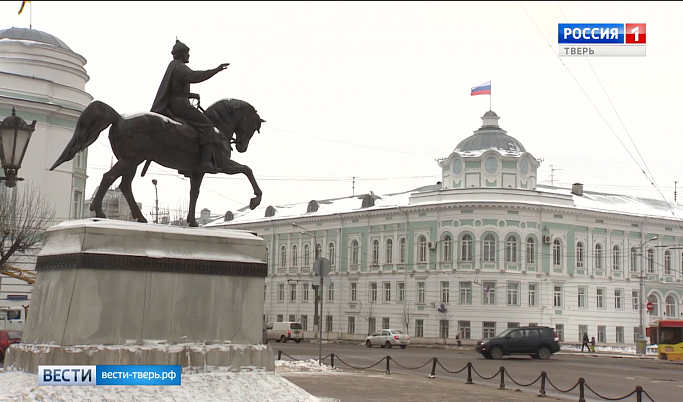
365;329;410;349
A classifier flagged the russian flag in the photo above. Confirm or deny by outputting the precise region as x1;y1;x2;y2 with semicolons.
471;81;491;96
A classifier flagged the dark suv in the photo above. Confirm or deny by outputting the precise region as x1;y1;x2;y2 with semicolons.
475;326;560;360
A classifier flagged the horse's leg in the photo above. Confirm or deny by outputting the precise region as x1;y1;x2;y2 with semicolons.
118;166;147;223
219;160;262;210
187;172;204;227
90;160;134;218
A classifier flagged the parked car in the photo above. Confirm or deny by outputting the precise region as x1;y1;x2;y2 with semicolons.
475;326;560;360
0;330;22;363
365;329;410;349
265;322;304;343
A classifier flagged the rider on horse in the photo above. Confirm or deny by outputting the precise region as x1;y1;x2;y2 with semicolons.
151;39;229;174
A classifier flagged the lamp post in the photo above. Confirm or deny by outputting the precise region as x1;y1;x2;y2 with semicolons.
0;108;37;188
638;236;658;353
151;179;159;224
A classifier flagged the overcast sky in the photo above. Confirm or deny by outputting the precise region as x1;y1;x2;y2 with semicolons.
2;1;681;221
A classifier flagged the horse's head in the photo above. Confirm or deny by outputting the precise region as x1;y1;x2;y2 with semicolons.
204;99;265;153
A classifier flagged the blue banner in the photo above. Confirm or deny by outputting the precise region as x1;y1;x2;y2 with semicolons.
558;24;624;44
97;365;181;386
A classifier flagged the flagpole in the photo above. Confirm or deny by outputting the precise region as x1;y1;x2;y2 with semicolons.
489;79;492;111
30;1;32;29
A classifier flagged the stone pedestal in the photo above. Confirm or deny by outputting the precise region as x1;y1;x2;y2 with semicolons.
4;218;273;373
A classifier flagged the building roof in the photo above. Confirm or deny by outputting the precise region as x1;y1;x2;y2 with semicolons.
454;110;527;154
0;27;72;51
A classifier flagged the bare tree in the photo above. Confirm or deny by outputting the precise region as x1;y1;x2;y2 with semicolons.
0;184;55;268
438;310;452;344
359;302;376;335
398;307;413;336
171;199;189;227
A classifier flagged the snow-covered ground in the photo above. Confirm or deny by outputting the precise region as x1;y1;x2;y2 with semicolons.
0;361;337;402
561;344;659;355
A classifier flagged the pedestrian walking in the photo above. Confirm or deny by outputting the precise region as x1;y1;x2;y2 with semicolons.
590;336;596;352
581;332;589;352
456;330;461;347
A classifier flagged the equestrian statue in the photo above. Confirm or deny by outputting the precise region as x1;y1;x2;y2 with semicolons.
50;40;265;227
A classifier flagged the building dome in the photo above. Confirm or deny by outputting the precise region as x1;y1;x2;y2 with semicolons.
0;27;71;51
454;110;527;154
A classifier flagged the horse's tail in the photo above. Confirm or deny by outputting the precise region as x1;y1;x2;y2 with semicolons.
50;100;121;171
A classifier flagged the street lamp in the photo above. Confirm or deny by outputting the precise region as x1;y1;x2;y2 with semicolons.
638;236;658;353
0;108;37;188
151;179;159;224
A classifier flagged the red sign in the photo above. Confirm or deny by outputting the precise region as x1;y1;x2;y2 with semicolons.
646;302;654;312
625;23;646;44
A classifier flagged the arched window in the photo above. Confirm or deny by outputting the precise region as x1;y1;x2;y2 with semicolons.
630;247;638;272
576;242;585;268
664;251;672;275
316;243;323;260
442;234;452;262
665;295;677;317
552;239;562;266
418;235;427;263
526;238;535;264
372;240;380;265
292;245;298;266
505;235;517;263
303;244;310;266
648;294;659;316
612;245;620;271
595;244;603;269
647;248;654;273
461;234;473;261
328;242;335;266
399;238;406;263
351;240;359;265
280;246;287;268
265;247;270;267
385;239;393;264
483;234;496;262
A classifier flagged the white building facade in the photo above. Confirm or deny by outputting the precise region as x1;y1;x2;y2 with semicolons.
207;111;683;346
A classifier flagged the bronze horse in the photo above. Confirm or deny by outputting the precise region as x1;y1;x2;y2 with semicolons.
50;99;265;227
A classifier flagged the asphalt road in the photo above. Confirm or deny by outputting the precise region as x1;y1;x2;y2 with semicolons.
274;341;683;402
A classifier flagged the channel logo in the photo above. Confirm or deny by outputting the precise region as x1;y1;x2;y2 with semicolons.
558;23;646;57
38;365;181;386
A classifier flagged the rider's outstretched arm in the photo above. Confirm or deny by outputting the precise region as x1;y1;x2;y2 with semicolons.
175;63;223;84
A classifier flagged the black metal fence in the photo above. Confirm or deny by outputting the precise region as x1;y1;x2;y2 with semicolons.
276;350;655;402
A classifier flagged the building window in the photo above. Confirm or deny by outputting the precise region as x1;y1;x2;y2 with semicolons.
415;319;424;337
507;282;519;306
399;238;406;263
382;317;390;330
326;315;333;332
303;244;310;266
576;242;585;268
483;322;496;339
597;325;606;343
350;283;357;302
292;245;298;267
443;234;453;262
280;246;287;268
417;282;426;304
612;245;621;270
483;234;496;262
595;244;603;269
508;322;520;329
277;315;283;322
348;317;355;334
398;282;405;302
351;240;359;265
372;240;380;266
616;326;624;343
461;234;473;261
615;289;623;309
552;239;562;266
368;318;376;334
482;281;496;305
597;288;604;308
553;285;562;307
579;325;587;342
265;248;270;268
578;286;586;308
458;321;471;339
328;242;335;265
418;235;427;263
278;284;285;302
383;282;391;302
371;283;378;302
303;285;309;302
665;295;676;317
647;248;654;273
440;281;450;303
289;314;296;322
317;243;322;261
264;284;267;301
648;294;659;316
460;282;472;304
439;320;449;338
328;282;334;302
664;251;672;275
528;283;538;306
73;190;83;219
630;247;638;272
555;324;564;342
505;235;518;263
302;315;308;331
290;284;297;301
632;290;639;310
385;239;393;264
526;238;535;264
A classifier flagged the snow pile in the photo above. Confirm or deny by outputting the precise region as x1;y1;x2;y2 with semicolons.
0;369;321;402
275;359;342;373
561;344;658;355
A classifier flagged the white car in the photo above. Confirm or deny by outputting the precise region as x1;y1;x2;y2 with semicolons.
365;329;410;349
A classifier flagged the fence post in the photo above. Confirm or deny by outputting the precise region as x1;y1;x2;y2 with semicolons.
578;378;586;402
499;366;506;390
330;353;335;368
385;356;391;375
635;386;643;402
428;357;437;379
277;350;282;360
538;371;546;397
466;362;473;384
